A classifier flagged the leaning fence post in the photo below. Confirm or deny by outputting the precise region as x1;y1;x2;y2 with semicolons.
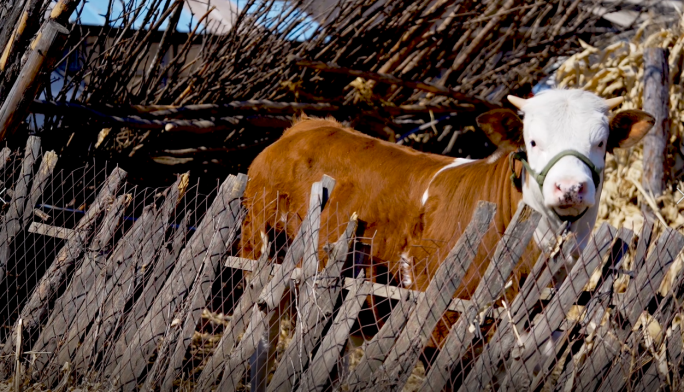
0;20;69;141
641;47;669;222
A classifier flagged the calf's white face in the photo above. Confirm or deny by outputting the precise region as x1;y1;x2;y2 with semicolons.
513;90;614;218
478;89;654;247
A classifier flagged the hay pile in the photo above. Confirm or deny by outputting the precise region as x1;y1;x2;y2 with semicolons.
555;17;684;232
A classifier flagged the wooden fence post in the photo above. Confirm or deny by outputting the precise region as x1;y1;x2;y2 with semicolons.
641;47;670;221
0;20;68;141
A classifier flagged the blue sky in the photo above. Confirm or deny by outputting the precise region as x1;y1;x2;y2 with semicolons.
68;0;320;40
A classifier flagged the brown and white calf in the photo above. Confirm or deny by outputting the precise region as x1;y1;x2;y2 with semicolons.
240;89;654;357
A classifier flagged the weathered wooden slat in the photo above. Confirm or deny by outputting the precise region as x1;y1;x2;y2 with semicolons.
195;177;336;390
112;173;247;390
142;282;194;390
214;177;333;392
573;228;684;392
194;240;274;390
265;181;328;392
43;201;160;382
297;280;371;392
594;333;640;392
0;136;40;286
345;203;497;392
549;222;650;392
532;227;634;392
110;209;190;364
459;223;577;392
266;214;357;392
417;203;540;392
345;296;417;390
216;303;270;391
497;222;617;391
159;204;247;390
547;228;637;392
633;218;654;272
91;175;189;377
666;324;683;388
632;355;667;392
383;202;499;387
27;222;74;239
29;193;129;379
0;166;126;377
65;206;157;383
257;175;336;313
619;227;684;326
594;228;684;392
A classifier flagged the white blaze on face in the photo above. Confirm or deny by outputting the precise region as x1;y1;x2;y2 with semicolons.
517;90;610;217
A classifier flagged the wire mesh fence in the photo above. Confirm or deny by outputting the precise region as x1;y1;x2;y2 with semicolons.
0;135;682;392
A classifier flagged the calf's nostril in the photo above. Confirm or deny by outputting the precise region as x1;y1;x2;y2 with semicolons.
555;183;562;191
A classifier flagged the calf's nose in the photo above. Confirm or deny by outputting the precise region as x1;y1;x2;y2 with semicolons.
553;179;588;205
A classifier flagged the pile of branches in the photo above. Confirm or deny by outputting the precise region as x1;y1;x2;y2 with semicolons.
0;0;638;187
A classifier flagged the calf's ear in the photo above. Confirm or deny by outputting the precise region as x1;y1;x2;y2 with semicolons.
607;110;655;152
476;108;524;151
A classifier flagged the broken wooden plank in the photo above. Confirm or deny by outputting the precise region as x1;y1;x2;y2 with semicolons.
346;297;415;392
356;201;498;391
265;217;358;392
27;222;74;239
417;203;540;392
111;173;247;390
216;302;270;391
619;227;684;326
0;166;126;377
43;202;152;382
142;282;194;390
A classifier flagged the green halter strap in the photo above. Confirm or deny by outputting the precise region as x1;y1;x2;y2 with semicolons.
509;150;602;223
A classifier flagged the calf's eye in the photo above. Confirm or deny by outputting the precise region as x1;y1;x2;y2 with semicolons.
598;141;604;148
530;140;536;147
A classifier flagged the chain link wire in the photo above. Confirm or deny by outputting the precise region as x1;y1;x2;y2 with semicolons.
0;139;681;392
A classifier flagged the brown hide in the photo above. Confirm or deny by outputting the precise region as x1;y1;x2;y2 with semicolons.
241;117;541;347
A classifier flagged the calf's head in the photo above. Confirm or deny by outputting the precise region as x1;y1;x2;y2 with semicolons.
478;89;654;226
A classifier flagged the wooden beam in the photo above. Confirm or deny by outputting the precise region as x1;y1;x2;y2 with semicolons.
291;57;496;109
641;48;670;221
28;222;74;240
